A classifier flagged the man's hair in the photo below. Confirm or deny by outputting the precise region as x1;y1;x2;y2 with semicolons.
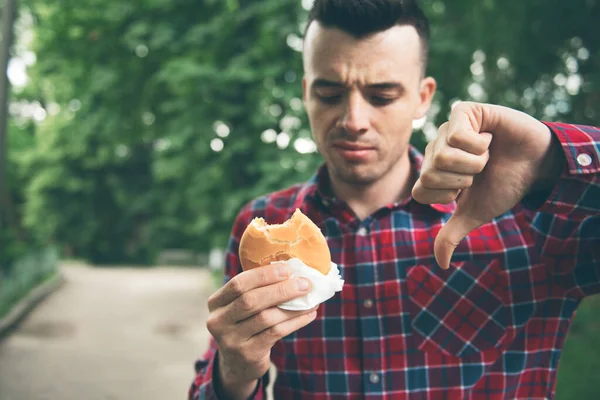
305;0;430;68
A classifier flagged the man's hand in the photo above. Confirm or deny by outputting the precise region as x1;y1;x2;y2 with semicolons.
412;102;565;269
206;263;317;400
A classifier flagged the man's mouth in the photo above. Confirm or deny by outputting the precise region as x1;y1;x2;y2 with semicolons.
332;142;376;161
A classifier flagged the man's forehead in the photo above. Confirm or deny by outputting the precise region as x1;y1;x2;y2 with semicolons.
303;22;422;75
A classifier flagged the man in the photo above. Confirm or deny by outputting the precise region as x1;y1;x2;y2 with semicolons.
189;0;600;399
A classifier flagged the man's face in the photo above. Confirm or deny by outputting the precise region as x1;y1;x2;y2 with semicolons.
303;23;435;186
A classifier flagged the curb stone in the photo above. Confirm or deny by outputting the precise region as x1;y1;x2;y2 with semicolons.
0;273;66;341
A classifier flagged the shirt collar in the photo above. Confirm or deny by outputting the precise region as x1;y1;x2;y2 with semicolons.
292;145;457;215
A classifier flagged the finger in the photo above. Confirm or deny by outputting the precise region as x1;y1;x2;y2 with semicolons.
237;306;318;340
418;169;473;190
412;180;460;205
208;263;292;311
446;102;487;149
447;129;493;156
428;124;448;159
226;277;312;322
434;212;485;270
434;122;450;139
251;309;318;348
433;146;489;175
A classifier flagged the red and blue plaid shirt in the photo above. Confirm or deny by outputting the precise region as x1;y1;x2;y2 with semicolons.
190;122;600;400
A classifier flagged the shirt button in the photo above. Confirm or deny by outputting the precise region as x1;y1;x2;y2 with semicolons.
577;153;593;167
369;372;380;384
363;298;374;309
357;226;368;235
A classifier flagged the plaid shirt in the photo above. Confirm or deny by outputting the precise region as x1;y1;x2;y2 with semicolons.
189;122;600;400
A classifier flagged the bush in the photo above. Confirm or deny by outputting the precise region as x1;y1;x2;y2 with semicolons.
555;295;600;400
0;245;59;319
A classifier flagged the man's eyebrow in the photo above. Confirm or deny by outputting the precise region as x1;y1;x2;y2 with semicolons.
367;82;405;92
312;79;344;88
311;79;405;92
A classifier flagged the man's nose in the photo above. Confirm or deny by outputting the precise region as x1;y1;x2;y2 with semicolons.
339;93;370;135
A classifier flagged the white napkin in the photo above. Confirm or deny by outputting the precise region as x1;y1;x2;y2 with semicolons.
272;258;344;311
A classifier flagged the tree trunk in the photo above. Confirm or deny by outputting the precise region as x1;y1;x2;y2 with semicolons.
0;0;18;249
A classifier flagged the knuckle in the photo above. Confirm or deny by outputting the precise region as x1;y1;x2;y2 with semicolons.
207;295;217;312
437;122;450;137
228;276;245;297
439;121;450;130
446;130;463;147
478;157;488;173
266;324;285;339
453;101;471;113
207;289;223;312
238;292;257;313
206;314;220;336
419;172;437;188
424;141;435;156
457;176;473;188
473;159;486;174
255;309;273;327
434;151;452;169
411;183;425;203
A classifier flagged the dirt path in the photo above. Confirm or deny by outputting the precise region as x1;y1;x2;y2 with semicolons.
0;262;215;400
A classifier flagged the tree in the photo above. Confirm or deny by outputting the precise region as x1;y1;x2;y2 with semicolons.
1;0;27;271
9;0;599;265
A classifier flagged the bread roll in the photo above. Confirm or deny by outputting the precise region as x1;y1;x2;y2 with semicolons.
239;209;331;275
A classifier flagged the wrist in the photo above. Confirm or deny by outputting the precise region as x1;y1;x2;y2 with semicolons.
215;352;259;400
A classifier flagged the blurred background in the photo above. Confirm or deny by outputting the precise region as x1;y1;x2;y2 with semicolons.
0;0;599;399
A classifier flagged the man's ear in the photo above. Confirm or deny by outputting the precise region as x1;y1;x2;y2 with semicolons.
302;77;307;102
415;76;436;119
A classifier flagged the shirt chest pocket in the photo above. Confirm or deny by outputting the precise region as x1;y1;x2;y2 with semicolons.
406;259;509;358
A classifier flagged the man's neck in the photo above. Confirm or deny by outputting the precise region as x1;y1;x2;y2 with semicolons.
330;153;415;221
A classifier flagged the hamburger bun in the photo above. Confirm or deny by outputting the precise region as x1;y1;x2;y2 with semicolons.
239;209;331;275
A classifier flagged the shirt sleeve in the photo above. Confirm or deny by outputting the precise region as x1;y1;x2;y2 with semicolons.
188;204;268;400
528;122;600;298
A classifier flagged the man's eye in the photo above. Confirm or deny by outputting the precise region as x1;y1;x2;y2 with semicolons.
317;94;342;104
370;96;395;106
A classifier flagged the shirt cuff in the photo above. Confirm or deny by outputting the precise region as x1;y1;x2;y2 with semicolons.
525;122;600;216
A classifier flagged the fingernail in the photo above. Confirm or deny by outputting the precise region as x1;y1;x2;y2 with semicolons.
276;265;291;278
295;278;310;291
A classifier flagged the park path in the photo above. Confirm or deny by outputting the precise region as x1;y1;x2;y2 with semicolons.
0;262;214;400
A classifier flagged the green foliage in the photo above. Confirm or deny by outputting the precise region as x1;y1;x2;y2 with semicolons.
10;0;322;263
0;246;58;319
555;295;600;400
2;0;599;397
5;0;599;266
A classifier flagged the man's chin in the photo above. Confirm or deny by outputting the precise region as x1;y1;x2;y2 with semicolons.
331;165;380;186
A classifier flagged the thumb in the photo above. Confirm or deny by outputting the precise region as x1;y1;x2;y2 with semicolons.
434;211;484;269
